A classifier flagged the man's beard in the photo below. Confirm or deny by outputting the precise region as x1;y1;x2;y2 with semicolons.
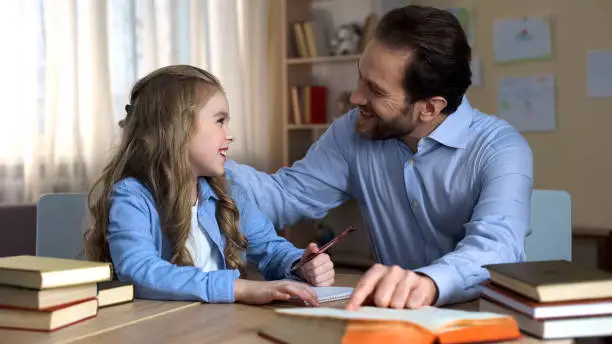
355;105;413;140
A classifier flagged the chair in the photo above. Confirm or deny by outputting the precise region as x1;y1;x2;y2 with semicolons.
0;204;37;257
525;189;572;262
36;193;89;260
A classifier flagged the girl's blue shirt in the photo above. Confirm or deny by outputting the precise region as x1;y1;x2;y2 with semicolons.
107;172;304;303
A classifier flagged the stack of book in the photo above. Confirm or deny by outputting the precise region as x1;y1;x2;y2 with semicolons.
0;255;134;332
480;260;612;339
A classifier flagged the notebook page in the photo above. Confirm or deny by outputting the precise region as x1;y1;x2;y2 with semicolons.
276;306;505;331
312;287;354;302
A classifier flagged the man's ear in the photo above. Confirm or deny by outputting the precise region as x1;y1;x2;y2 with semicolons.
418;97;447;123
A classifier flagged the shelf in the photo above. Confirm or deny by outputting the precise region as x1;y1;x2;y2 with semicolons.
286;54;361;65
287;123;331;130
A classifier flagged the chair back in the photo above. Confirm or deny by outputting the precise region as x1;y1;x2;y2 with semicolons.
526;189;572;262
36;193;89;260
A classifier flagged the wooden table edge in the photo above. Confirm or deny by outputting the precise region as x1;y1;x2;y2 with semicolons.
58;301;201;344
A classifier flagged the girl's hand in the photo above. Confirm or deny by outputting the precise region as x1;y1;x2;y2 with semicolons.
295;243;335;286
234;279;319;306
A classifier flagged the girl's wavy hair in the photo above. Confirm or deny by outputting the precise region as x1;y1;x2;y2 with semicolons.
84;65;247;276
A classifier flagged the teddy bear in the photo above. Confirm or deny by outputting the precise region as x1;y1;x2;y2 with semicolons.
329;23;362;56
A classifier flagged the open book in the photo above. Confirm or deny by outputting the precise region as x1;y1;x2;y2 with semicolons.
260;306;520;344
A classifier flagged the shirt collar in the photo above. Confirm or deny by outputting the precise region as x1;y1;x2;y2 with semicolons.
197;177;220;201
427;96;473;149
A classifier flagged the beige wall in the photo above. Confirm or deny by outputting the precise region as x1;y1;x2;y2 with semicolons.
412;0;612;231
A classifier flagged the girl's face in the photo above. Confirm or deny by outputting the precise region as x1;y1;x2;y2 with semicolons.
188;92;233;177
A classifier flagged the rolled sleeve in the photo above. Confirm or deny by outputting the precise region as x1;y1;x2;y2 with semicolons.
415;263;473;306
207;269;240;303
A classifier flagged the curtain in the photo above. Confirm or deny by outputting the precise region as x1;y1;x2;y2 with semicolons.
207;0;275;172
0;0;276;205
0;0;114;204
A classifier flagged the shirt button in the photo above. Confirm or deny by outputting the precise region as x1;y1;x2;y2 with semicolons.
412;200;419;208
408;159;414;166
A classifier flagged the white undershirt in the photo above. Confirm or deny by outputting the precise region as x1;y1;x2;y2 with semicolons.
185;201;220;272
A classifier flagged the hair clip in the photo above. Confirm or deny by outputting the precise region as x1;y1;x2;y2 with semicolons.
125;104;133;114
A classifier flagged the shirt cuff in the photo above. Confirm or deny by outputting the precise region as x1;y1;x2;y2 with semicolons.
206;269;241;303
281;249;305;280
414;263;463;307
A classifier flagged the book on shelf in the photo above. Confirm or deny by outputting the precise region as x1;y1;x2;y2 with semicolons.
360;13;378;52
302;21;318;57
291;21;327;58
259;306;520;344
483;260;612;302
292;22;309;58
290;86;302;125
289;85;327;125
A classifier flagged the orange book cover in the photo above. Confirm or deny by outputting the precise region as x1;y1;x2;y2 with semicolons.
259;306;521;344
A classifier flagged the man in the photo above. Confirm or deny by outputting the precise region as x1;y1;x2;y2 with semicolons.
226;5;533;309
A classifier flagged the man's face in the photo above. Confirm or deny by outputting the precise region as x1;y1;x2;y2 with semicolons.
350;39;416;140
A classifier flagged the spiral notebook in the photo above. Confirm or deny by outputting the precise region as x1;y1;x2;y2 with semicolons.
313;286;354;303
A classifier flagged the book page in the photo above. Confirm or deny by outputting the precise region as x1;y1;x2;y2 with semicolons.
276;306;506;332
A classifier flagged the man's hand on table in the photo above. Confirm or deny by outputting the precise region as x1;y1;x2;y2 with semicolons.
345;264;439;310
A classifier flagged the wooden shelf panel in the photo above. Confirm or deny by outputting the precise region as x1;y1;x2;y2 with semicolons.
287;123;331;130
286;54;361;65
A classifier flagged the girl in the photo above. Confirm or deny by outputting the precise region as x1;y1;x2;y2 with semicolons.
84;65;334;305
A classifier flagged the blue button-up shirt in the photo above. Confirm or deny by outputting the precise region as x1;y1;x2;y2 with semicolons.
107;177;304;303
225;98;533;305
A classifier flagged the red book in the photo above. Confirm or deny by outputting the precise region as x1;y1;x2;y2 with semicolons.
309;86;327;124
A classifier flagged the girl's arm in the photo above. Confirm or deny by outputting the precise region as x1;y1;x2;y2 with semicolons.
232;184;304;281
107;181;239;303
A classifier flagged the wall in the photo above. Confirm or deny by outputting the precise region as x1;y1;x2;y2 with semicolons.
411;0;612;231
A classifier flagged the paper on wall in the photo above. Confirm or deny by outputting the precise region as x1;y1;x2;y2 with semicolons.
587;50;612;98
498;75;556;132
447;7;475;47
494;17;552;63
471;56;482;86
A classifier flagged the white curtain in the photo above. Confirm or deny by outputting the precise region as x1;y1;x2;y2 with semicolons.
0;0;273;204
207;0;272;171
0;0;114;204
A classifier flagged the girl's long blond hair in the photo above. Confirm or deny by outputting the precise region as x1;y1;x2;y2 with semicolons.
84;65;247;275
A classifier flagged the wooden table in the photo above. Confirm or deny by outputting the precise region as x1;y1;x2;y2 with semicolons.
0;300;199;344
5;273;605;344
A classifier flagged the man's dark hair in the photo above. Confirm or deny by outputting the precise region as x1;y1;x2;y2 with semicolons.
375;5;471;114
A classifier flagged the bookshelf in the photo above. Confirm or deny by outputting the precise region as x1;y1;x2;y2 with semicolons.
280;0;377;169
286;54;361;65
278;0;377;267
